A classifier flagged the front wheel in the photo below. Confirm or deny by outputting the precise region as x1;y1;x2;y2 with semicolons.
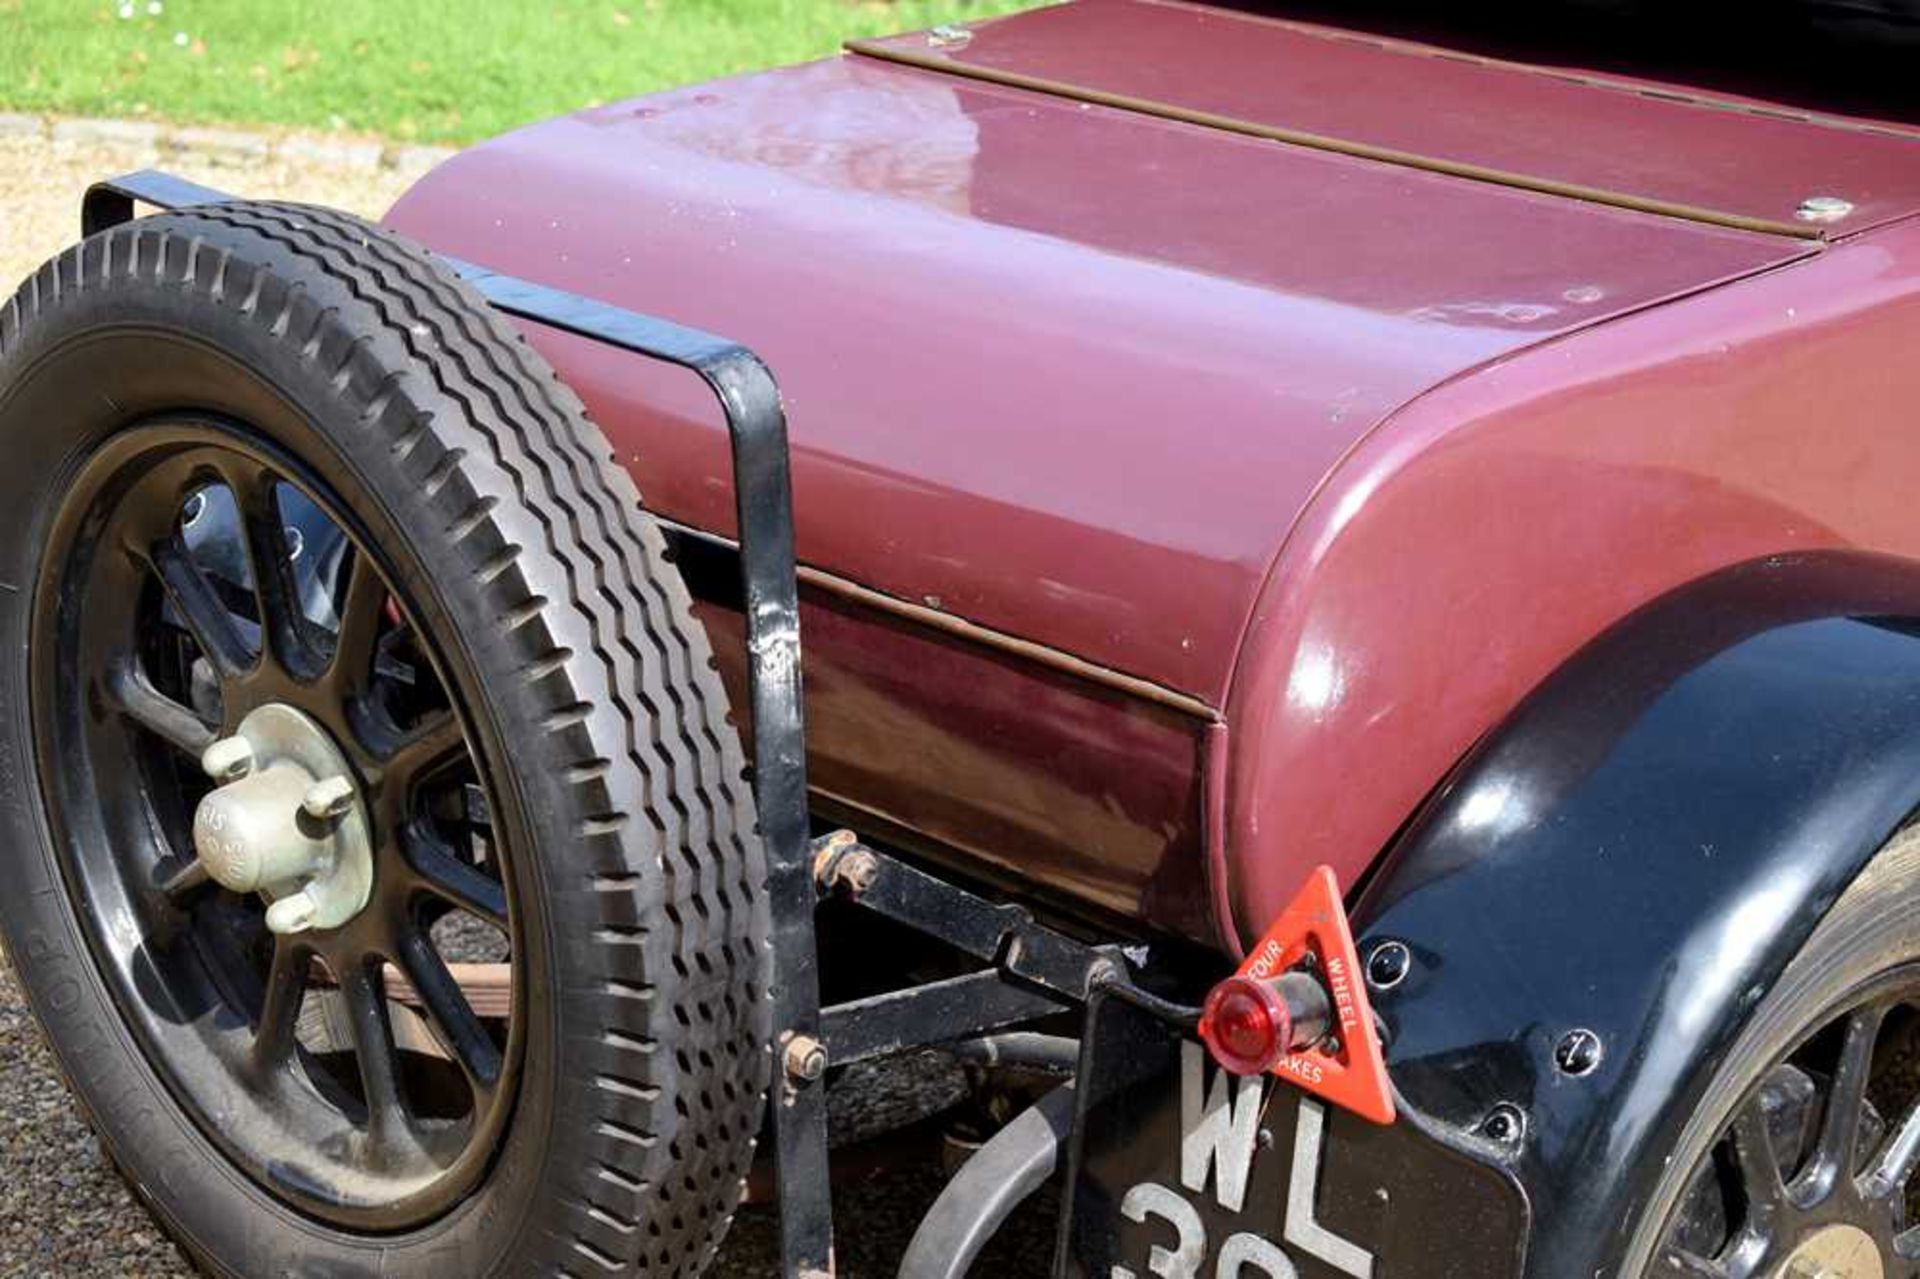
0;203;769;1275
1627;825;1920;1277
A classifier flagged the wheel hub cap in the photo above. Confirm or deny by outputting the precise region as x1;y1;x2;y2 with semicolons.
1776;1224;1884;1279
191;703;373;934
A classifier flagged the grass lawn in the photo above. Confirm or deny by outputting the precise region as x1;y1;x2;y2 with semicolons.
0;0;1033;144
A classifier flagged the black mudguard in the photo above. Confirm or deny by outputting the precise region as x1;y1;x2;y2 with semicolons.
1352;552;1920;1278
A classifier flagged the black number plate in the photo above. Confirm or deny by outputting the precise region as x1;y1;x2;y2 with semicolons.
1055;992;1526;1278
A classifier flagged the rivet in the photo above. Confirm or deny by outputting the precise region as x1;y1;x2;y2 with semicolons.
1366;940;1411;991
1796;195;1855;224
927;24;973;48
1553;1028;1604;1077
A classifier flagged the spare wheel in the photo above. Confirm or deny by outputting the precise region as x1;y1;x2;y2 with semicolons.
0;202;770;1276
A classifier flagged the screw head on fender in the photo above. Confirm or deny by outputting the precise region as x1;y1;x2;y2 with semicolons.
1553;1029;1604;1077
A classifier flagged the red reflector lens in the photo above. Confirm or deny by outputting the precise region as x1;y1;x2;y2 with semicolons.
1198;975;1294;1076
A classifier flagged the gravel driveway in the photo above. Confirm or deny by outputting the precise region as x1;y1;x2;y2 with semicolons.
0;128;1057;1278
0;131;418;297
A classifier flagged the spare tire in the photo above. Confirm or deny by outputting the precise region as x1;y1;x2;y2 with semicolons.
0;203;769;1275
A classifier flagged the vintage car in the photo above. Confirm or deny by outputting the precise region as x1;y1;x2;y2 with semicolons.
4;2;1920;1276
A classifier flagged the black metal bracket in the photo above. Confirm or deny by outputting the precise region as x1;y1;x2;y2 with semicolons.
81;170;835;1277
809;834;1155;1070
813;831;1129;1001
82;169;236;236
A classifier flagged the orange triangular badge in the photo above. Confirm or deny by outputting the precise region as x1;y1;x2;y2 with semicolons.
1237;865;1396;1125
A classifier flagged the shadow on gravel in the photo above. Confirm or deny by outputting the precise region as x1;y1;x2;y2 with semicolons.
718;1170;1058;1278
1;948;1055;1278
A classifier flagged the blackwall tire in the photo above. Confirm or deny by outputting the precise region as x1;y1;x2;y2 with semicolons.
1622;824;1920;1276
0;204;770;1276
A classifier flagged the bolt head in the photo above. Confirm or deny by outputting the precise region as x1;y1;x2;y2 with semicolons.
264;891;317;935
1553;1028;1604;1077
302;774;356;820
1366;940;1411;990
201;736;255;783
783;1034;827;1083
1796;195;1855;224
837;849;880;895
810;829;858;887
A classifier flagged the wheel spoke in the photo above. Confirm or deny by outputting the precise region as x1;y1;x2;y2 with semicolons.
220;459;310;674
1729;1096;1789;1228
104;659;214;757
336;961;412;1157
328;549;387;693
396;931;502;1095
382;709;467;795
1811;1004;1885;1190
405;823;509;930
1866;1093;1920;1201
146;539;252;677
251;940;310;1070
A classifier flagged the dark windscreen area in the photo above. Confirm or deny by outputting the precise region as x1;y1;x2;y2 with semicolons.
1236;1;1920;126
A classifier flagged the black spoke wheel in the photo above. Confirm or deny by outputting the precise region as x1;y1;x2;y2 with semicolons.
1634;827;1920;1279
1657;979;1920;1278
0;203;769;1275
39;421;518;1229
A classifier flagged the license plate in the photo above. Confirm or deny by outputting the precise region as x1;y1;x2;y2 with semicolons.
1056;992;1524;1278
